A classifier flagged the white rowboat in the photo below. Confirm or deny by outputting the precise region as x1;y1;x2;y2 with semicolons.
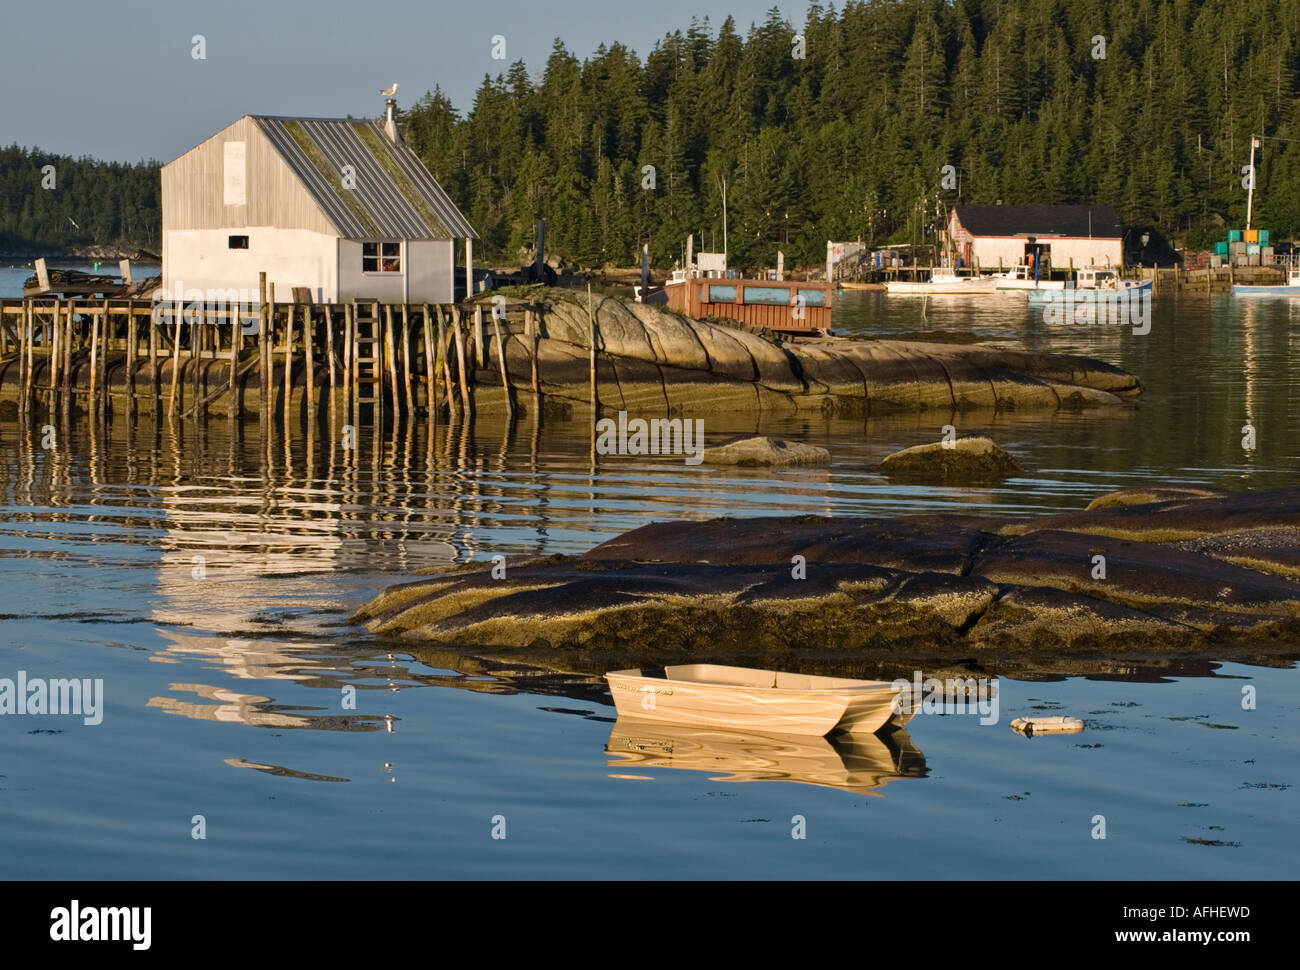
605;663;913;736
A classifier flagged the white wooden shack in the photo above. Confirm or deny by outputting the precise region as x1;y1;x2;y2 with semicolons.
161;104;476;305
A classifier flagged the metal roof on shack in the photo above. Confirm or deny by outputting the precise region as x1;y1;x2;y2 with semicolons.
251;116;477;240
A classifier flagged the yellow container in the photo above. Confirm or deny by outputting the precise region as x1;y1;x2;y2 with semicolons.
1245;228;1258;243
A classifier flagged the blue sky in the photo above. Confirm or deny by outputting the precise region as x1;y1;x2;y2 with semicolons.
2;0;800;162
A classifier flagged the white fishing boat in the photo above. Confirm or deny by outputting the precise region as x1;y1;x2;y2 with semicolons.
884;272;999;295
604;663;915;736
1233;265;1300;296
993;264;1066;291
1026;267;1151;303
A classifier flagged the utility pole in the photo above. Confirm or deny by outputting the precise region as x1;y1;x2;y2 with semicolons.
1246;134;1261;231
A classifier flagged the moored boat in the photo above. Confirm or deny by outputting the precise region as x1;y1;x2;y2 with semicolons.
604;663;914;736
1233;266;1300;296
884;272;999;295
1026;267;1151;303
993;264;1067;291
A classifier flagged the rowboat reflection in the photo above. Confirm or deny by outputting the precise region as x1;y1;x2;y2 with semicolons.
606;718;926;795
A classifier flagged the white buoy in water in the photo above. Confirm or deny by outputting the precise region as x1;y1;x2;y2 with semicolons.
1011;716;1084;736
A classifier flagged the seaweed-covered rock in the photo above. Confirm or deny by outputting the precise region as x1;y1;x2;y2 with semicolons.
880;436;1024;484
700;436;831;466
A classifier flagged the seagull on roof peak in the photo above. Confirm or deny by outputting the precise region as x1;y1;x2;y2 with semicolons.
380;83;399;97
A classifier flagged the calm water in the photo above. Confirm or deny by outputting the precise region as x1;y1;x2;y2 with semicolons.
1;267;1296;878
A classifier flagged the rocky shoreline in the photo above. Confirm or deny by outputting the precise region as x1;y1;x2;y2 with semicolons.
482;290;1141;415
355;486;1300;677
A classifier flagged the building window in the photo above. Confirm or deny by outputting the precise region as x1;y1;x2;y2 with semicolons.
363;241;402;273
706;284;737;304
228;235;249;249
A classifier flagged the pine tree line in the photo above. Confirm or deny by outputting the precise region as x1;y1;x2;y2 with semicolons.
6;0;1300;268
0;145;160;254
403;0;1300;269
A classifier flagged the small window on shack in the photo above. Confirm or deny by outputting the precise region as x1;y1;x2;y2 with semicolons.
797;288;827;307
742;286;791;305
706;284;737;303
363;241;402;273
228;235;249;250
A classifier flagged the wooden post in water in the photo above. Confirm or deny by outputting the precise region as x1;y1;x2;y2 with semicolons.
99;299;109;418
587;285;597;418
526;307;540;398
89;301;100;407
50;302;62;414
304;306;315;424
148;303;160;410
126;300;138;412
473;303;485;368
284;303;295;428
421;305;435;414
400;306;414;416
228;303;240;420
259;277;270;430
452;307;471;414
169;303;183;414
436;306;455;421
383;303;399;417
22;300;33;412
324;304;336;412
348;303;359;432
490;304;512;418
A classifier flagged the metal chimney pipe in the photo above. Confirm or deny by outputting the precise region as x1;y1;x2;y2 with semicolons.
384;98;400;143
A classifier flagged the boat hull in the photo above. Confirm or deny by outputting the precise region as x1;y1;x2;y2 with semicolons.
1232;284;1300;297
994;278;1067;291
884;277;999;295
605;664;909;736
1026;280;1152;303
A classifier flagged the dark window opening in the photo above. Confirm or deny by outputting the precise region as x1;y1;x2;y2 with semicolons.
228;235;249;249
363;241;402;273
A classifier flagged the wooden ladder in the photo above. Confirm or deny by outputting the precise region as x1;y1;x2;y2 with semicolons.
351;300;383;428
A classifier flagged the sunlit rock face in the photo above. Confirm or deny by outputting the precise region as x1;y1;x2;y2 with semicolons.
356;487;1300;675
484;289;1142;416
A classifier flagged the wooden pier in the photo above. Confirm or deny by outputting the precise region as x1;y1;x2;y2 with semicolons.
0;287;540;443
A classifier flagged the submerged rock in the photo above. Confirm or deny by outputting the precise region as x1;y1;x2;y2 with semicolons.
880;436;1024;484
355;486;1300;671
700;436;831;466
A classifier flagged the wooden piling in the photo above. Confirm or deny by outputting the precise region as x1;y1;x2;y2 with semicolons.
284;303;295;427
473;304;485;368
436;306;456;421
383;303;399;417
421;305;436;414
324;304;336;410
89;301;100;405
169;304;183;414
305;306;315;422
228;303;240;419
587;285;597;417
490;306;512;418
400;305;414;416
526;307;540;397
452;306;471;414
126;300;138;410
149;303;160;407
